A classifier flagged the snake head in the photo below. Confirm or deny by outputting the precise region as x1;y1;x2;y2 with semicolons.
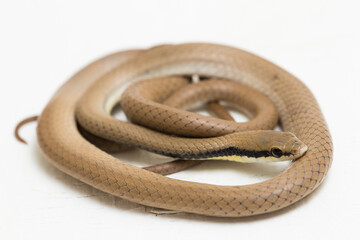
253;131;308;161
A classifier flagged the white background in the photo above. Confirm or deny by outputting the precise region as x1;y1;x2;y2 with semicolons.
1;0;359;239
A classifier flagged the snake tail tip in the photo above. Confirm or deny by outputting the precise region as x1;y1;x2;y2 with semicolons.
14;115;39;145
15;135;28;145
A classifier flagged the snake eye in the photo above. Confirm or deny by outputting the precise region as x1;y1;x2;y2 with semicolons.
271;148;283;158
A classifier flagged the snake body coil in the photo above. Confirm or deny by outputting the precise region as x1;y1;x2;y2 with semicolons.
37;43;332;217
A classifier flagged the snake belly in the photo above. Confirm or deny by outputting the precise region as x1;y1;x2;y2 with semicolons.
37;43;332;217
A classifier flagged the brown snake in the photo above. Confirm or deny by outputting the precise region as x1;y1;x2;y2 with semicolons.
32;43;332;217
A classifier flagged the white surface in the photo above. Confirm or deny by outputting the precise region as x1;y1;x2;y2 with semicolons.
1;0;359;239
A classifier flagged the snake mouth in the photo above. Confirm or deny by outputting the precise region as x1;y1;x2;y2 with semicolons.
300;145;308;156
293;145;308;160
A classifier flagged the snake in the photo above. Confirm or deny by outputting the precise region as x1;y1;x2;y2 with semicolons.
33;43;332;217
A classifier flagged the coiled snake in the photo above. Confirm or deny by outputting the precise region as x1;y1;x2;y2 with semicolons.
29;43;332;217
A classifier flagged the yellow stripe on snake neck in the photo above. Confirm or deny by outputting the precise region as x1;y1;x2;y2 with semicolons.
203;155;286;163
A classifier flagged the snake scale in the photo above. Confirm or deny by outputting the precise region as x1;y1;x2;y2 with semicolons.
36;43;332;217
